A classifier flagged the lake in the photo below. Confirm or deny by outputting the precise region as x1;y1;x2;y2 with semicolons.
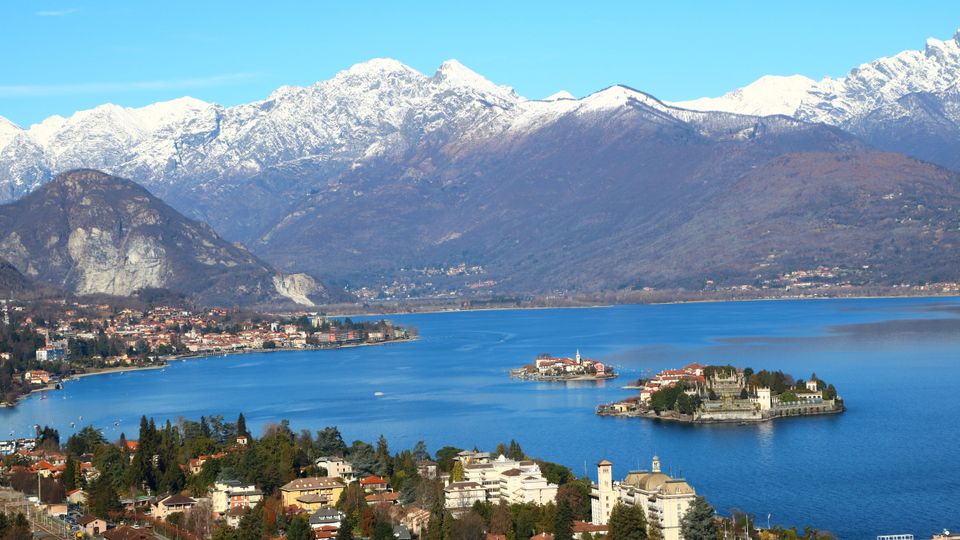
3;297;960;537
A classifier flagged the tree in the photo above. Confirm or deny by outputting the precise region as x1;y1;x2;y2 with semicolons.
336;516;356;540
63;456;80;491
372;520;395;540
434;447;463;472
87;473;121;518
556;480;591;521
554;498;574;540
66;426;107;455
316;427;347;456
412;441;430;462
489;502;513;535
375;435;392;476
287;515;312;540
608;503;647;540
237;413;248;437
507;440;525;460
680;497;717;540
451;460;465;482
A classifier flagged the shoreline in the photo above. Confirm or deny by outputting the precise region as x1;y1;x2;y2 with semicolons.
4;337;418;408
330;291;960;318
598;405;845;425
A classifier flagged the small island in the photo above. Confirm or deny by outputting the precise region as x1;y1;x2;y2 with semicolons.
597;363;843;423
511;350;617;381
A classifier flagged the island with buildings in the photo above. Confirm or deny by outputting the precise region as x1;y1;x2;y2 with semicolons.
510;350;616;381
597;362;843;423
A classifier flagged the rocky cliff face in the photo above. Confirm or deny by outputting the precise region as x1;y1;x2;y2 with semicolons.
0;170;330;306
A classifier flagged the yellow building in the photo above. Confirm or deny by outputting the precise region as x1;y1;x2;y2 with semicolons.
591;457;696;540
280;477;346;510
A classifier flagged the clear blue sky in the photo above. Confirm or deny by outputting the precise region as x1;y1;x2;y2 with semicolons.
3;1;960;126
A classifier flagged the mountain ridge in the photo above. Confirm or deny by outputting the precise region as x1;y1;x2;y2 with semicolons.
3;42;960;296
0;169;331;306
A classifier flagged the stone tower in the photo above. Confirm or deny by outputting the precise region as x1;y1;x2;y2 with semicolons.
593;460;616;525
652;455;661;473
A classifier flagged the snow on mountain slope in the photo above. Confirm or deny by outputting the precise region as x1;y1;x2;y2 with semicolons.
5;30;960;205
797;32;960;125
0;58;532;198
671;75;816;117
674;31;960;127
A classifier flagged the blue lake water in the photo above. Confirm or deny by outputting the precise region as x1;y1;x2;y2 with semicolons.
3;297;960;537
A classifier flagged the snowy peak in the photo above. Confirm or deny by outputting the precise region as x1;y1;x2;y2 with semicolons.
671;74;816;117
675;30;960;126
431;59;518;101
543;90;575;101
341;57;421;79
580;85;670;113
0;116;23;148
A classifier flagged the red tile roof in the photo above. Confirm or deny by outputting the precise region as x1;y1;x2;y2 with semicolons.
359;475;387;485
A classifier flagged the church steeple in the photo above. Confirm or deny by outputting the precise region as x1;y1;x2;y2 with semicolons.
652;455;661;473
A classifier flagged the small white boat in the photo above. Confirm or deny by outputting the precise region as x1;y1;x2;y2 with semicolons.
374;391;385;396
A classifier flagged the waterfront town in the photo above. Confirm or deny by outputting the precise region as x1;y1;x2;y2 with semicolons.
597;364;843;423
510;352;616;382
0;414;846;540
0;299;412;406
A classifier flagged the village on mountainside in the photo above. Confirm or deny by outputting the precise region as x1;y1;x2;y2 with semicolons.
0;299;413;406
0;414;839;540
597;364;843;423
510;352;616;382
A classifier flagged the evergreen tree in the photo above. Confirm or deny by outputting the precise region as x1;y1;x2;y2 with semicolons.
680;497;717;540
412;440;430;462
507;440;525;461
287;515;312;540
316;427;347;457
375;435;392;476
237;503;264;540
647;518;664;540
441;511;457;540
608;503;647;540
237;413;248;437
335;516;355;540
87;474;121;518
554;498;574;540
372;520;395;540
426;502;445;540
63;456;79;491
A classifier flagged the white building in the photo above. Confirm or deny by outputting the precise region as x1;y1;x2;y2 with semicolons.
316;456;354;481
590;457;696;540
444;481;487;511
36;346;66;362
211;479;263;516
463;454;558;505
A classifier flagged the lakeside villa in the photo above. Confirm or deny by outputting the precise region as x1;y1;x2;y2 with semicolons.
590;457;697;540
597;363;843;423
444;451;559;514
510;350;616;381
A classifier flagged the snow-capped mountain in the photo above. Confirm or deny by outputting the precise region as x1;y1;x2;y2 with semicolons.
3;43;960;295
670;75;816;117
675;30;960;126
0;58;533;202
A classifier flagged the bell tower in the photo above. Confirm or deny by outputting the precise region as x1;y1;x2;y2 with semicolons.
652;455;661;473
593;460;615;525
